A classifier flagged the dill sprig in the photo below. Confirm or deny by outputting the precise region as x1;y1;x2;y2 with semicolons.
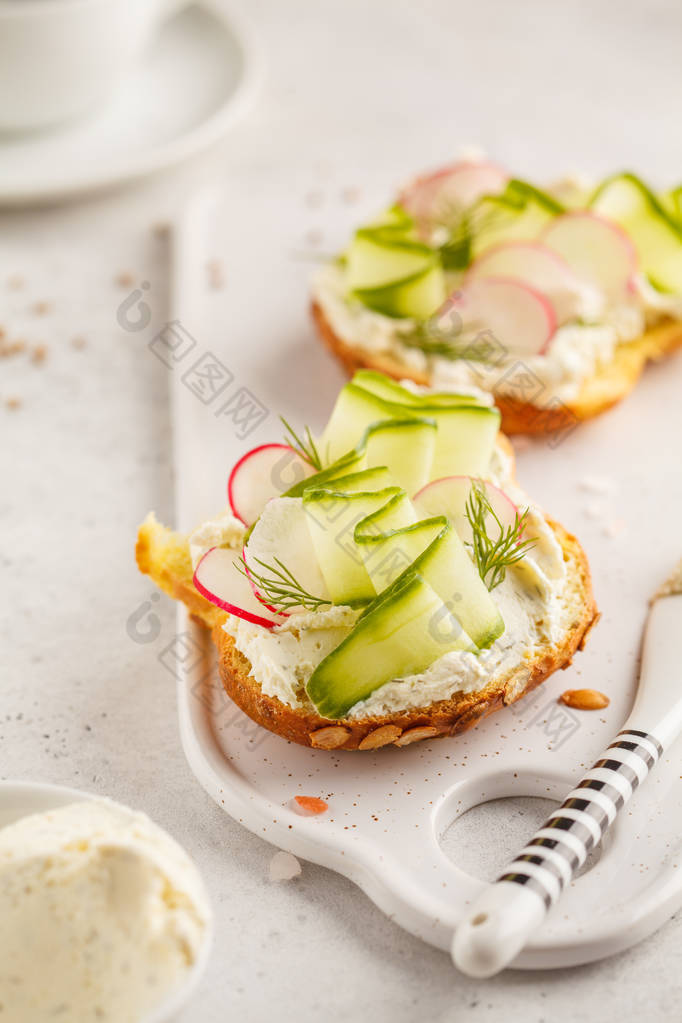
398;322;497;363
235;554;331;613
464;480;536;591
281;416;322;470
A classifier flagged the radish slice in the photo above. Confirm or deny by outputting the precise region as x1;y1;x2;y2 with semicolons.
228;443;315;526
193;546;285;628
443;277;556;356
244;497;330;615
414;475;519;547
399;161;508;232
541;211;638;301
465;241;595;324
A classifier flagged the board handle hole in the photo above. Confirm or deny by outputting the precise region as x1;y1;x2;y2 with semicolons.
438;795;603;882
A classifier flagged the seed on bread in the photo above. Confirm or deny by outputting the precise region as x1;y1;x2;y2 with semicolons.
309;726;351;749
559;688;609;710
358;725;403;750
394;725;443;747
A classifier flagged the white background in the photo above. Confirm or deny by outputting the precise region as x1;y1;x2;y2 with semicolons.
2;0;682;1019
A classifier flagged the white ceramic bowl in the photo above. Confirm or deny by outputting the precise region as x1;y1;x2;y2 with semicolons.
0;780;213;1023
0;0;185;131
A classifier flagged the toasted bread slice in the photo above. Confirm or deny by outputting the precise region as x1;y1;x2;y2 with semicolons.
136;510;598;751
312;300;682;436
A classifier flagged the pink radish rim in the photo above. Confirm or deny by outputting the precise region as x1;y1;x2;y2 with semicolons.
446;275;558;355
227;443;300;526
464;239;585;287
400;159;508;195
240;545;291;619
399;160;509;219
540;209;639;288
193;547;280;630
415;475;529;546
414;474;519;519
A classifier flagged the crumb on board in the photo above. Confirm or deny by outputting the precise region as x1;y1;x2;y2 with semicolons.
206;259;225;290
341;185;361;204
0;339;27;358
115;271;135;289
583;502;604;520
32;300;52;316
304;189;324;208
579;474;615;495
6;397;22;410
151;222;170;239
305;228;323;246
31;344;48;364
71;336;87;350
602;517;627;539
269;850;302;882
293;795;328;816
7;275;25;291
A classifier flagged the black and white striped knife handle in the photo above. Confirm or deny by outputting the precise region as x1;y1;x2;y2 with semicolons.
452;586;682;978
496;728;663;908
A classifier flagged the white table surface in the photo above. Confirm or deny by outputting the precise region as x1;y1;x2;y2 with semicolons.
2;0;681;1019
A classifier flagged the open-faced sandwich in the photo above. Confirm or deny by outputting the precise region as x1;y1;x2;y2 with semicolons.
311;164;682;434
137;371;597;751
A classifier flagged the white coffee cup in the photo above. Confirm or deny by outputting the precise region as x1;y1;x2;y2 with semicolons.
0;0;187;132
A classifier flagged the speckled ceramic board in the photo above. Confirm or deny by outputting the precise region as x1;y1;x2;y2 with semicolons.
167;184;682;968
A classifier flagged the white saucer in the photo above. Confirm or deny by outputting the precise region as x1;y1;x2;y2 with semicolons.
0;0;261;206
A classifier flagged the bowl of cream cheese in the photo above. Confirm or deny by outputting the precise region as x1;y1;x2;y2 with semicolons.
0;780;212;1022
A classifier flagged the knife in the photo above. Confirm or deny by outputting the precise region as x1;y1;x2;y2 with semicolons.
452;561;682;977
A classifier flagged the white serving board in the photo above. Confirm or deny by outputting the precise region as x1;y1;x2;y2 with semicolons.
166;182;682;968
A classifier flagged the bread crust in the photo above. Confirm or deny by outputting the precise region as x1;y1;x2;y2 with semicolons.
311;300;682;436
136;512;598;752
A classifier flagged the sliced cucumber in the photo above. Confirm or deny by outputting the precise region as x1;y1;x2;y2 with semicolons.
351;368;483;407
505;179;564;215
319;382;433;465
283;448;365;498
410;518;505;648
356;513;504;649
365;205;416;239
471;179;564;258
354;263;446;319
590;173;682;293
347;232;436;291
318;381;498;488
303;486;404;606
346;229;446;319
363;419;436;494
306;572;473;718
321;465;397;494
421;404;501;480
670;186;682;224
360;517;443;593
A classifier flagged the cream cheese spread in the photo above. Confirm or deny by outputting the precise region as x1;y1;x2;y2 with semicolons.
311;262;662;404
192;452;569;719
0;799;210;1023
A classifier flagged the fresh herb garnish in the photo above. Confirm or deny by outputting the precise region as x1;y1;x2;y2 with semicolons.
398;321;498;363
236;553;331;613
281;416;322;470
464;479;536;591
